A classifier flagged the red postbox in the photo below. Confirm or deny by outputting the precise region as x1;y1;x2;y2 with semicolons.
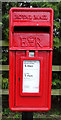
9;8;53;111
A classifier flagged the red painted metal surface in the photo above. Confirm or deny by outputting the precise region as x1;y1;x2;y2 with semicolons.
9;8;53;111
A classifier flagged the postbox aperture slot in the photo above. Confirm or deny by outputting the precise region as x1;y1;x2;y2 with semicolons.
14;26;50;33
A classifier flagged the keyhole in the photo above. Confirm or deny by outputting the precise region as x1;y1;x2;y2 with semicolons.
19;77;20;81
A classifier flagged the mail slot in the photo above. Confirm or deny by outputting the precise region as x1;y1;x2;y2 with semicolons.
9;8;53;111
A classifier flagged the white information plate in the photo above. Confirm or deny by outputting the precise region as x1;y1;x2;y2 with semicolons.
23;60;40;93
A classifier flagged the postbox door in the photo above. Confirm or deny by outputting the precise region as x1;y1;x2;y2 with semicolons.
15;50;50;109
